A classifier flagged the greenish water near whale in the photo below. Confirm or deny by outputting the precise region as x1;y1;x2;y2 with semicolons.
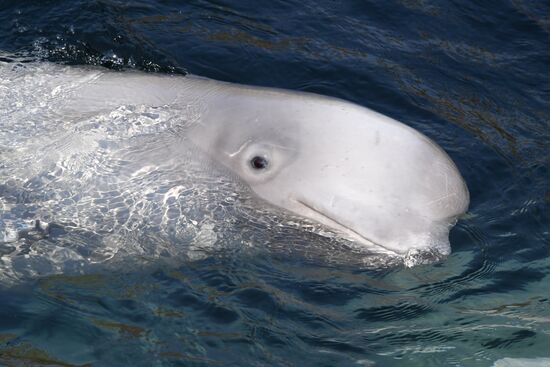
0;1;549;366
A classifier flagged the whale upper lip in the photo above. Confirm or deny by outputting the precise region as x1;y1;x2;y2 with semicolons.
293;198;399;256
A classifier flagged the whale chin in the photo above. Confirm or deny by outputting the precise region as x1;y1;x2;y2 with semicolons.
290;195;454;259
291;198;390;253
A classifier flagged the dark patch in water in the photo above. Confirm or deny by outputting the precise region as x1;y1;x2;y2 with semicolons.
482;329;537;349
441;268;546;302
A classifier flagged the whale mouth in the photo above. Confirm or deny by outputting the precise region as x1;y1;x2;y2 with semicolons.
293;198;400;256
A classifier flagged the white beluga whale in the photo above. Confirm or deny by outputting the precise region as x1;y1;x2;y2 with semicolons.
0;59;469;276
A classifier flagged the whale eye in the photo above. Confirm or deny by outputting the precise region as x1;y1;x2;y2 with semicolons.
250;156;268;170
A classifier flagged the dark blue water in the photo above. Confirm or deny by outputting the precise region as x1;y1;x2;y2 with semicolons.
1;1;549;366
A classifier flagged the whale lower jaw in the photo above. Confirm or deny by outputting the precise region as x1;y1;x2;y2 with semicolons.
293;198;400;256
292;198;452;264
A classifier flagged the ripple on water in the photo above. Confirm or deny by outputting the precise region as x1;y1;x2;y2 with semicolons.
354;302;432;322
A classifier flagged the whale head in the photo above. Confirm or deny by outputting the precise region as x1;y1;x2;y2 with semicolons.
189;82;469;256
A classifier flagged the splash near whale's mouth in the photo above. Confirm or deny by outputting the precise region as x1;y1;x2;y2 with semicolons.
293;198;400;256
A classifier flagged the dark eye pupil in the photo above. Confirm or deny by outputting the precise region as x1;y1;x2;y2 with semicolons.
251;156;268;170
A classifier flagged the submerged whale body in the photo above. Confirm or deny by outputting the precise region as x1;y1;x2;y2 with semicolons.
0;59;469;278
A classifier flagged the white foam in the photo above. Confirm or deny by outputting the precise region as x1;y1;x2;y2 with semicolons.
493;358;550;367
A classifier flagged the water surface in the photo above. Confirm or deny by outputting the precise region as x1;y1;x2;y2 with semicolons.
0;1;549;366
